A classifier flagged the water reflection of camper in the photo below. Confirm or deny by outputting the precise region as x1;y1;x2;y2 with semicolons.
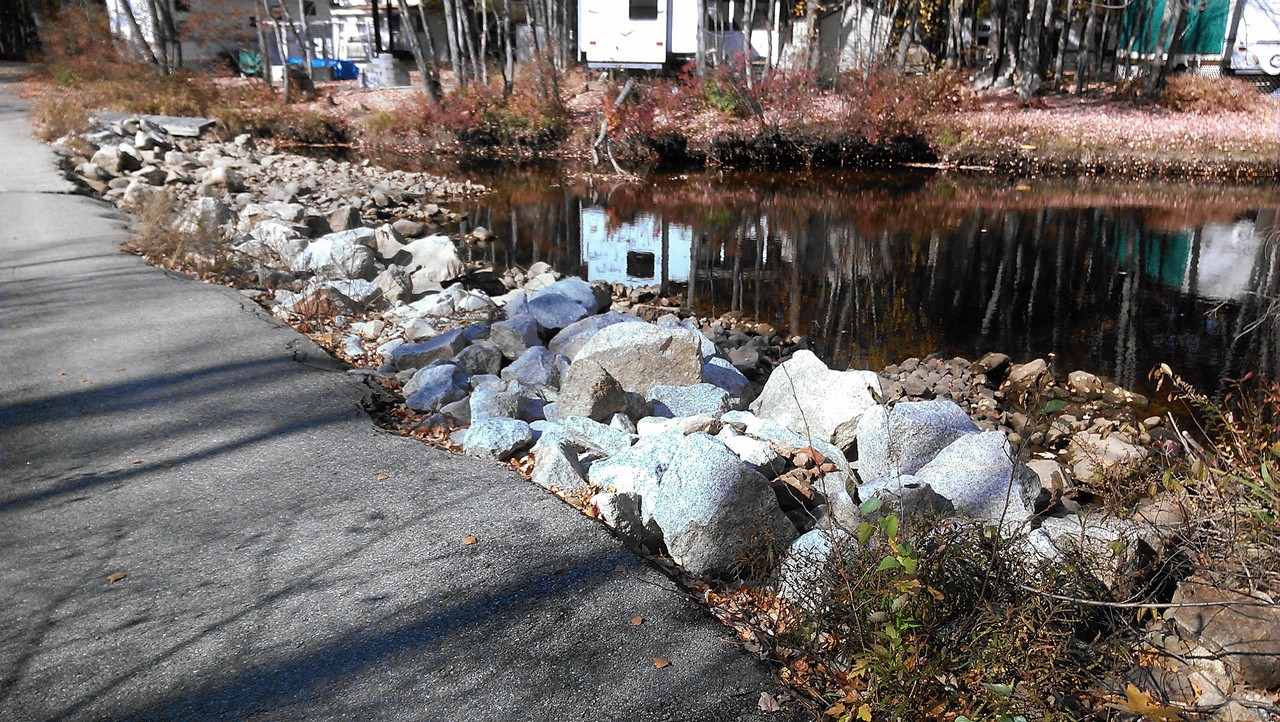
579;206;693;285
1132;212;1277;303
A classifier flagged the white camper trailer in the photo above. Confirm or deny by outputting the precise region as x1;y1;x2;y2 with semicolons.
578;0;781;69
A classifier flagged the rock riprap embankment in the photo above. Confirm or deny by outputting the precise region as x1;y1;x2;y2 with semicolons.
55;115;1179;607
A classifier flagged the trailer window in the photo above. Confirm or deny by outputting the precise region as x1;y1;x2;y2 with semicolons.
629;0;659;20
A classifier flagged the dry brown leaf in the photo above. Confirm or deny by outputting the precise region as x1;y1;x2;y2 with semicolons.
614;565;627;573
131;459;142;465
757;692;781;713
1105;684;1183;721
115;368;125;372
630;616;644;626
107;572;126;583
461;536;478;546
825;702;847;716
57;371;66;376
375;473;389;481
652;657;670;669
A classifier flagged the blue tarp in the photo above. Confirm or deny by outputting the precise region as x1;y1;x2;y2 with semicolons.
286;57;359;80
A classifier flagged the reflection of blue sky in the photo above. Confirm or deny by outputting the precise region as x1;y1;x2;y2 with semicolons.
579;207;693;285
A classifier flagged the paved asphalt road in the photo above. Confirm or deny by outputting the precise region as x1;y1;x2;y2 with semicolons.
0;65;805;721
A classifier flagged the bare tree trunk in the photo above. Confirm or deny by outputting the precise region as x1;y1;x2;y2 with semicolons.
744;0;756;87
767;0;778;71
894;0;920;70
457;0;480;85
440;0;464;87
253;1;274;88
479;0;489;86
145;0;177;71
1052;0;1073;90
696;0;707;76
416;1;442;98
527;0;560;99
117;0;164;69
1016;0;1050;98
371;0;382;53
499;0;515;99
397;0;438;106
945;0;965;66
1076;0;1098;92
1148;0;1186;93
296;0;312;79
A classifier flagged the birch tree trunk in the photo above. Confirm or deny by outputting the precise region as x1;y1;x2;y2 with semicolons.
440;0;465;88
397;0;439;106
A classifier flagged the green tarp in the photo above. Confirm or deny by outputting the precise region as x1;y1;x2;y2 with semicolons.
1120;0;1232;56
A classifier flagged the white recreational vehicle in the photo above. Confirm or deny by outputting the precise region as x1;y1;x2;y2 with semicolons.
577;0;782;69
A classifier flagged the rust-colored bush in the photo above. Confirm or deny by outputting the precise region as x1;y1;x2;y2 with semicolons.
1157;74;1268;114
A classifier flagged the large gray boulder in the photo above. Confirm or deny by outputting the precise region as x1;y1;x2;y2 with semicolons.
1169;574;1280;689
719;410;860;528
575;323;703;395
500;346;564;392
894;431;1038;524
591;492;663;549
564;415;634;457
547;312;646;360
327;205;363;231
249;219;310;269
489;315;541;361
856;400;980;482
463;418;534;460
701;357;750;397
648;433;798;577
558;359;628;422
647;383;730;418
403;363;468;412
525;293;592;331
391;328;470;371
749;351;880;451
529;277;610;314
290;232;377;280
716;427;784;478
400;234;464;283
588;432;682;503
530;439;588;491
272;279;381;315
470;386;520;421
453;340;504;377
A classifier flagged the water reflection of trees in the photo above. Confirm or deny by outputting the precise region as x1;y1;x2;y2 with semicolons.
457;171;1278;393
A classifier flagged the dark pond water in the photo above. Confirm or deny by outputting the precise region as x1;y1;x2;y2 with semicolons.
400;163;1280;396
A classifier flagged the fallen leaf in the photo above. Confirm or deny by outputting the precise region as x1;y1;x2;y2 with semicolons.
1015;184;1032;191
57;371;66;376
630;616;644;626
1106;683;1183;721
826;702;847;716
131;459;142;465
652;657;670;669
461;536;478;546
115;368;125;372
107;572;126;583
1020;144;1038;150
614;565;627;573
757;692;781;712
375;473;389;481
